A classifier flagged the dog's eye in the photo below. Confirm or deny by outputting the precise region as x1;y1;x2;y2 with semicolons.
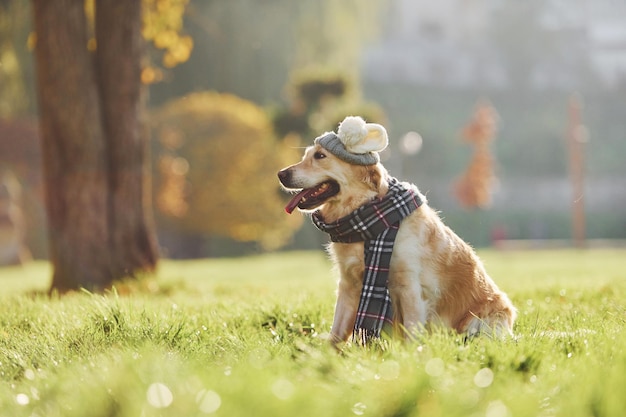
313;151;326;160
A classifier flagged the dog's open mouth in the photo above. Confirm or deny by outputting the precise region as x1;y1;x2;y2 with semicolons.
284;181;340;214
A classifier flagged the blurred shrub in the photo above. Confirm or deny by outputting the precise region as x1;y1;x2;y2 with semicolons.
454;101;498;209
272;68;386;141
151;92;302;253
290;71;348;109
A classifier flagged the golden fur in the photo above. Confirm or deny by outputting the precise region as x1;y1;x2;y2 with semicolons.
279;144;516;346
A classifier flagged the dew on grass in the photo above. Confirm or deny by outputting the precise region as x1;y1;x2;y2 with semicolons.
24;369;35;380
147;382;173;408
30;387;40;401
15;393;29;405
540;396;552;409
473;368;494;388
352;402;367;415
196;389;221;414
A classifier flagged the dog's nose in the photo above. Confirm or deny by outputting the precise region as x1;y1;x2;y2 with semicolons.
277;169;291;184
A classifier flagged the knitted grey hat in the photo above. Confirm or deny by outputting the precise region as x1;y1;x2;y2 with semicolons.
313;116;388;166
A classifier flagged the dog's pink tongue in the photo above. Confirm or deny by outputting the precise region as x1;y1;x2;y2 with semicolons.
284;189;312;214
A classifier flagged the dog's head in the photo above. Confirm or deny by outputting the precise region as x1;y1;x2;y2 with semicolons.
277;116;389;219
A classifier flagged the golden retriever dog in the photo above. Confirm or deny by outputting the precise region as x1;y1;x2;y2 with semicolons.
278;116;516;346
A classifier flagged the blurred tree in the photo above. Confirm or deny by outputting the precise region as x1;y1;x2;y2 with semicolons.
142;0;193;69
31;0;166;291
149;0;385;106
289;1;385;81
454;101;498;209
152;92;302;253
273;69;386;141
0;0;35;117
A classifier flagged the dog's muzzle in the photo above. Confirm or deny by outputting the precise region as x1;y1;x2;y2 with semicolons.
277;168;292;187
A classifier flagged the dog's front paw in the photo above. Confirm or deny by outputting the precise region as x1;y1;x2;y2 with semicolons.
327;332;347;351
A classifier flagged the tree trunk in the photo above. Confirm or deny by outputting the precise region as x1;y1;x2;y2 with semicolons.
32;0;158;291
33;0;111;291
95;0;158;278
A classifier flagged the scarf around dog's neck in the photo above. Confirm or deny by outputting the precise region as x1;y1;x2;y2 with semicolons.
311;177;423;342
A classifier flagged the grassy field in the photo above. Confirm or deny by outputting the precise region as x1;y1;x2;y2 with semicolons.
1;249;625;417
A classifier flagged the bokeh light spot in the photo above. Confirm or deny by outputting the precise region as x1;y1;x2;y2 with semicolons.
15;393;29;406
474;367;494;388
196;389;221;414
147;382;173;408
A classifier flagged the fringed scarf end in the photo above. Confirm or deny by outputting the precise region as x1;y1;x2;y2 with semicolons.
353;328;379;345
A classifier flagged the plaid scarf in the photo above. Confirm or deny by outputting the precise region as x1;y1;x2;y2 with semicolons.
311;177;423;342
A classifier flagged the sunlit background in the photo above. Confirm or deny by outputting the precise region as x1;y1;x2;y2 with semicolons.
1;0;625;260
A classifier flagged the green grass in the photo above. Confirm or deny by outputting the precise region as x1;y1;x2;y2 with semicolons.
1;249;625;417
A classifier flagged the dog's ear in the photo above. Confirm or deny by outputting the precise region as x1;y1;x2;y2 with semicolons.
368;167;382;192
359;165;386;194
338;116;388;154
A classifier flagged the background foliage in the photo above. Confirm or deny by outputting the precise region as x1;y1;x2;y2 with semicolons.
0;0;624;257
152;92;301;254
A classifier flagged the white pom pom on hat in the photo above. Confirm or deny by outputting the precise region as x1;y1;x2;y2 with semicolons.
314;116;388;165
338;116;388;154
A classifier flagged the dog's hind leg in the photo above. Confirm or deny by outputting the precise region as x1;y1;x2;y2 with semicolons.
462;311;514;339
